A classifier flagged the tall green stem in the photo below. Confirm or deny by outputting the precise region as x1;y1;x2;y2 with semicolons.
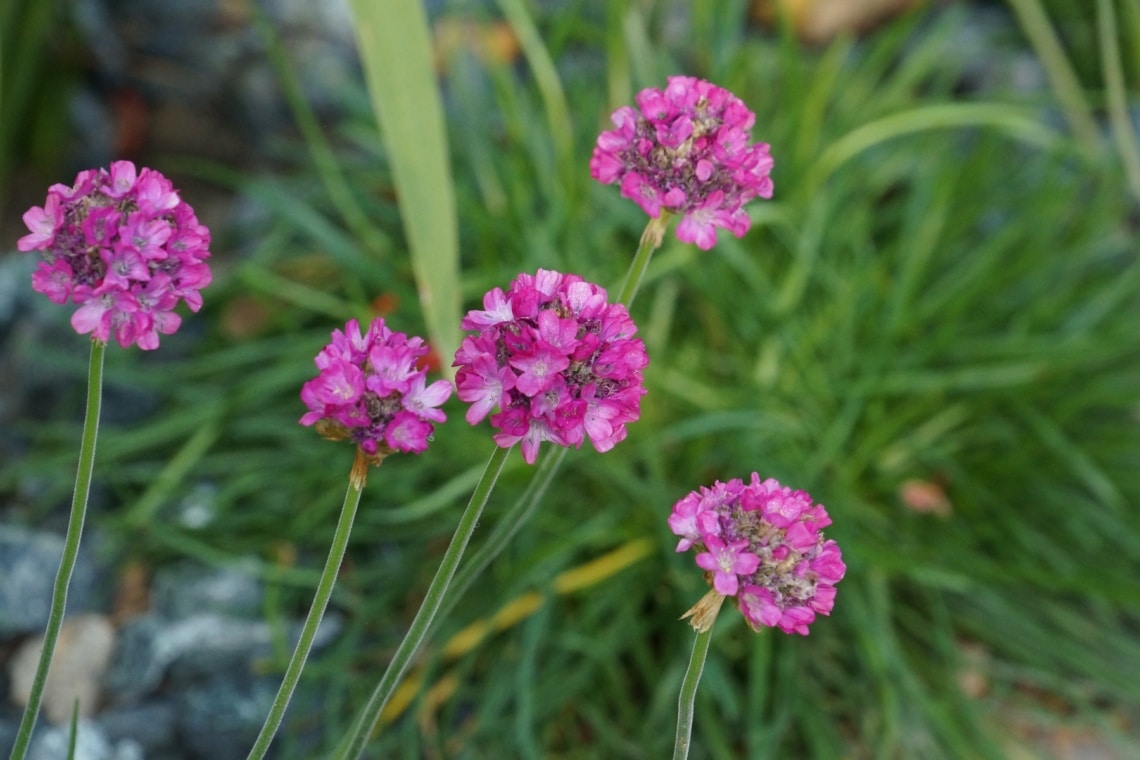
8;340;105;760
673;626;714;760
439;445;567;624
335;444;512;759
245;449;369;760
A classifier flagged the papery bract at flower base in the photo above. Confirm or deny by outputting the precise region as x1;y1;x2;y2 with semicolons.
300;317;453;462
590;76;774;250
670;474;845;635
17;161;212;350
452;269;648;464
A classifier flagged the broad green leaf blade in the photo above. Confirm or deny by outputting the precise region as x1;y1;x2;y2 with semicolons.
348;0;461;379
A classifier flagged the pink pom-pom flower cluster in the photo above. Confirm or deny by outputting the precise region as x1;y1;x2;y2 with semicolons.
16;161;212;350
453;269;648;465
300;317;453;460
590;76;774;251
669;474;845;635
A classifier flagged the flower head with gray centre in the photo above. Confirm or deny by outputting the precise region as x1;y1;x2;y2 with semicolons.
17;161;212;349
590;76;774;251
670;474;845;635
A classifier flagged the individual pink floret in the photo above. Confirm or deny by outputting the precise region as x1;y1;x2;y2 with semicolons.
452;268;649;464
669;473;845;635
300;317;453;461
15;160;212;350
590;75;774;250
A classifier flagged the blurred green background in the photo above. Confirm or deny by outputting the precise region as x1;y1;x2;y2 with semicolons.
2;0;1139;757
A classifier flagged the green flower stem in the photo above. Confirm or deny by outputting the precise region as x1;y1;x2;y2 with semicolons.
245;448;369;760
336;444;512;759
436;445;567;626
673;626;714;760
8;340;105;760
618;211;671;305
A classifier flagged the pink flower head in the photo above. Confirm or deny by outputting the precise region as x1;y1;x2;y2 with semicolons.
590;76;774;250
452;269;648;464
670;473;845;635
16;161;212;349
300;317;454;461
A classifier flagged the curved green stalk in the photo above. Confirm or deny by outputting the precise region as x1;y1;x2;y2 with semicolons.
8;340;105;760
438;445;567;625
245;449;368;760
335;444;512;759
673;626;714;760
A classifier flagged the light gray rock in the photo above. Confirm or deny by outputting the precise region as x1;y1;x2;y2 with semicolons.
151;561;263;621
25;719;142;760
106;610;343;700
174;674;278;760
97;699;179;757
8;614;117;725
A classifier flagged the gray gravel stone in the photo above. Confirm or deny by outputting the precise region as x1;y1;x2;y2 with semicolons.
25;719;144;760
151;561;263;621
0;525;104;637
97;699;179;757
174;674;278;760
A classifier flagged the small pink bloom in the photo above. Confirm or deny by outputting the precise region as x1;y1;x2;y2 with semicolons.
17;193;62;251
106;161;138;198
456;353;515;425
667;493;703;552
695;536;759;596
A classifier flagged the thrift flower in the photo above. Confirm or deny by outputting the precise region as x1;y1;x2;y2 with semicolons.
670;474;845;635
590;76;774;250
453;269;648;464
300;317;453;463
17;161;212;349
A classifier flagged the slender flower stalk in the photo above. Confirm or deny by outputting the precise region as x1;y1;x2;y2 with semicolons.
673;625;715;760
245;449;369;760
7;342;104;760
247;317;451;758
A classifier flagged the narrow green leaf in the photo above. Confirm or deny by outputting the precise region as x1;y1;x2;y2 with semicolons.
348;0;461;378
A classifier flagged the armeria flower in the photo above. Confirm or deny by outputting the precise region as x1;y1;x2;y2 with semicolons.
670;474;845;635
300;317;453;463
452;269;648;465
590;76;774;250
16;160;212;350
